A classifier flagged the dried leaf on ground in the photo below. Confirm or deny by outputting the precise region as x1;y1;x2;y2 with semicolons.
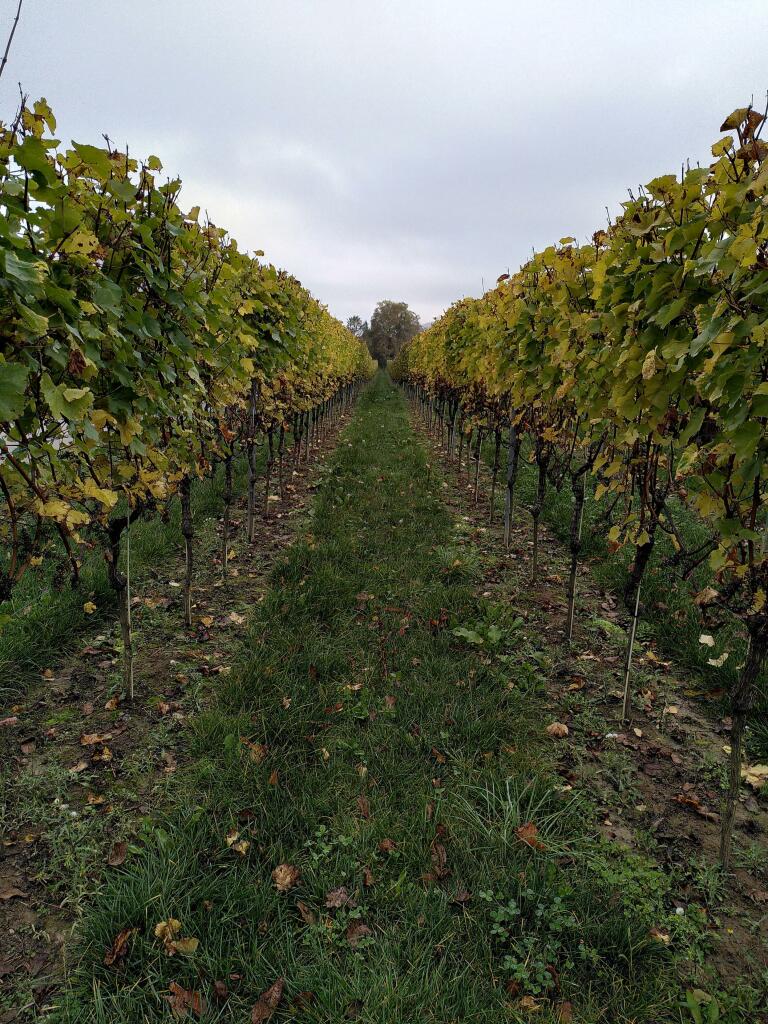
104;927;137;967
546;722;569;738
167;981;206;1018
515;821;546;850
346;921;373;947
107;841;128;866
272;863;300;892
251;977;285;1022
325;886;356;909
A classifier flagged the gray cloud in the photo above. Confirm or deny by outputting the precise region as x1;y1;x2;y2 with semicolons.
7;0;768;323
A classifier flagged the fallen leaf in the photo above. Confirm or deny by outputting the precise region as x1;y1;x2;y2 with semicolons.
272;863;300;892
229;611;246;626
0;886;27;900
515;821;546;850
649;926;671;944
325;886;356;909
83;601;97;614
292;991;316;1010
251;977;285;1022
107;841;128;867
741;764;768;789
104;926;138;967
546;722;569;739
378;838;397;854
450;889;472;905
171;937;200;955
242;738;268;763
80;732;112;746
225;829;250;856
518;994;542;1012
430;840;450;879
356;795;371;818
698;634;715;647
556;1002;574;1023
213;979;229;1001
362;866;375;887
346;921;373;947
167;980;206;1018
296;899;316;925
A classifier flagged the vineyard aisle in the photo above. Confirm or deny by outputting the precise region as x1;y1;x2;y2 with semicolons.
64;374;703;1022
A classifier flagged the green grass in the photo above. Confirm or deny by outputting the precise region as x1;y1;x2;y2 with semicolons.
0;453;257;704
461;425;767;758
54;375;698;1023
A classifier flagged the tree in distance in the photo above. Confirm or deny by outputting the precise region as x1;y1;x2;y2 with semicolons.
366;300;420;367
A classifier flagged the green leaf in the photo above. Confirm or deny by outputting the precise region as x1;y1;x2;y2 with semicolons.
40;372;93;420
730;420;761;462
2;250;46;287
0;362;30;421
72;142;112;180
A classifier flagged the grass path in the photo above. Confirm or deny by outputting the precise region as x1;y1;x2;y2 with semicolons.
60;375;681;1023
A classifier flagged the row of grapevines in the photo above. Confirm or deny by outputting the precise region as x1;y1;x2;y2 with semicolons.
392;104;768;865
0;98;376;690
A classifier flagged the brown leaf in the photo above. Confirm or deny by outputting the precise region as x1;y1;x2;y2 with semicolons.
292;991;316;1010
346;921;373;947
518;994;542;1012
80;732;112;746
167;980;206;1018
268;769;279;786
515;821;546;851
0;886;28;901
362;866;374;887
378;838;397;854
430;841;450;879
251;977;285;1022
450;889;472;905
325;886;356;909
355;795;371;819
431;747;447;764
546;722;569;739
104;926;137;967
272;863;300;892
162;750;178;774
556;1003;574;1023
296;899;316;925
242;738;268;763
213;979;229;1001
107;841;128;867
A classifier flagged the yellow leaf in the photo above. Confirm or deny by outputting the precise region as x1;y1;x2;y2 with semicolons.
641;348;656;380
83;601;97;614
82;478;119;508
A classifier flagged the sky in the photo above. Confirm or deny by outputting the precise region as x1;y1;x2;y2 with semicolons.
5;0;768;326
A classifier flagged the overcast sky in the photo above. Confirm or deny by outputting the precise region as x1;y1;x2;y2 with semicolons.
5;1;768;325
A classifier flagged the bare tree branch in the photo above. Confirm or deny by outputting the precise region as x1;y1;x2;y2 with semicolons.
0;0;24;83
